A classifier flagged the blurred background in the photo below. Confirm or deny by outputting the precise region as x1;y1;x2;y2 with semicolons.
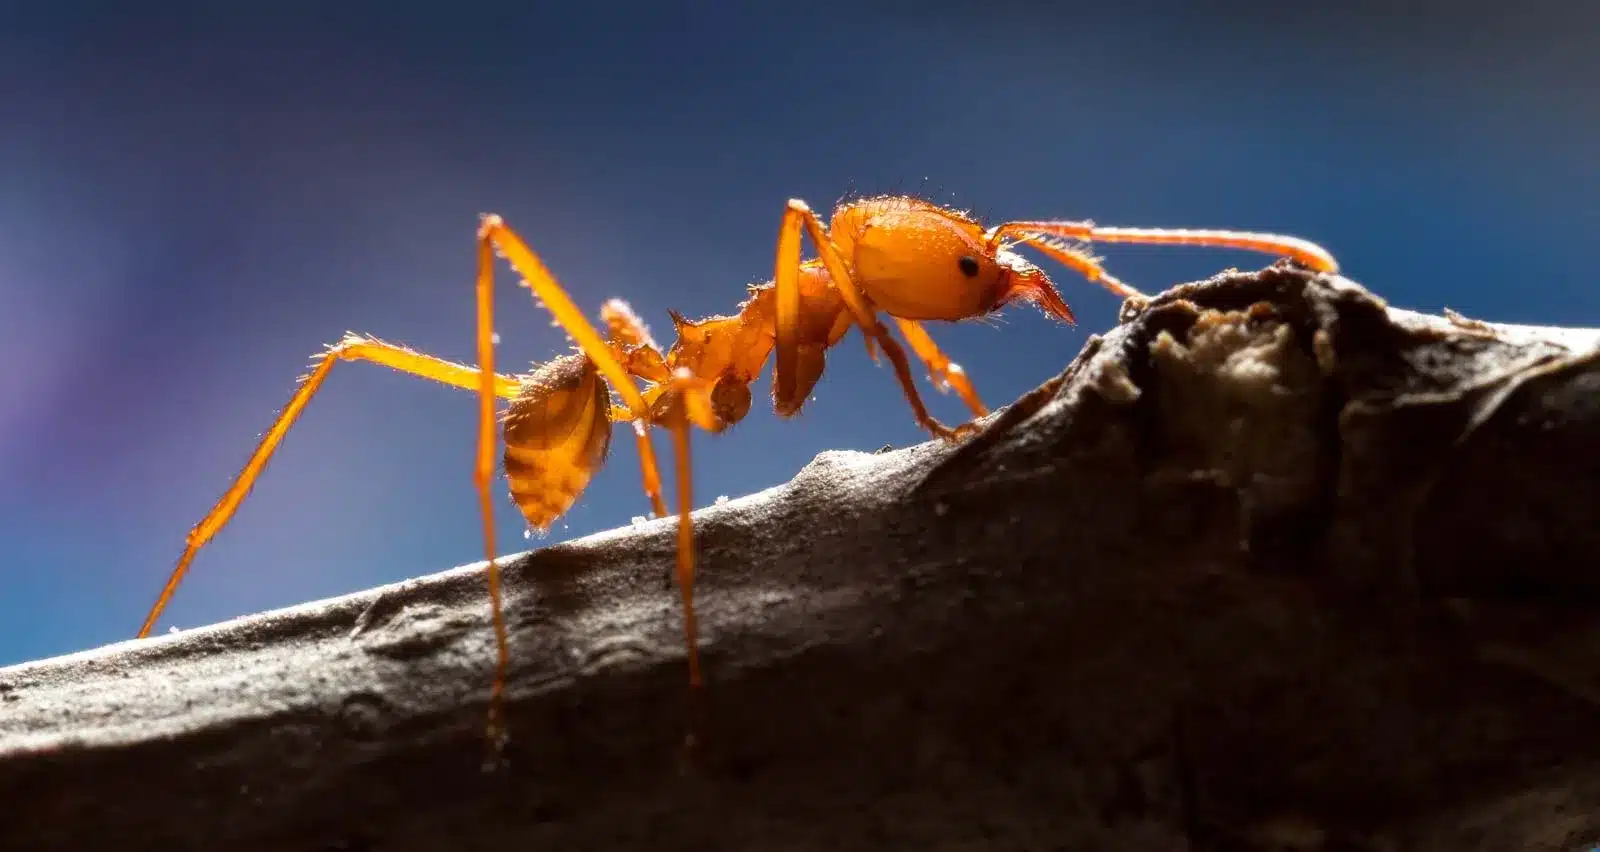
1;1;1595;666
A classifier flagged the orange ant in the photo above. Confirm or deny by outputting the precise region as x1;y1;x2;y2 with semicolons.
135;194;1338;762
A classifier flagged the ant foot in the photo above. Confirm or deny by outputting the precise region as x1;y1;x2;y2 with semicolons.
481;725;511;773
678;733;704;776
951;422;982;440
927;420;982;443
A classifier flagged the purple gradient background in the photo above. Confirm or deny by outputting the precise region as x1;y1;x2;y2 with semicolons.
2;2;1595;666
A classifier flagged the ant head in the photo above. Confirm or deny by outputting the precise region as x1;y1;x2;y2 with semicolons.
990;248;1076;325
835;198;1078;325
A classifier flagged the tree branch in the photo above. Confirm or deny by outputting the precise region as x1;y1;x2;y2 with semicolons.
3;263;1599;851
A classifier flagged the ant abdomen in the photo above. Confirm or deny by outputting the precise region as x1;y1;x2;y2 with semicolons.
502;354;612;530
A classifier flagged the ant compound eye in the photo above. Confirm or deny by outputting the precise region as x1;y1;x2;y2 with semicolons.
957;255;981;278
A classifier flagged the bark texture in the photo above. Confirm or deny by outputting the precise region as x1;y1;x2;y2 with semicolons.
3;263;1599;852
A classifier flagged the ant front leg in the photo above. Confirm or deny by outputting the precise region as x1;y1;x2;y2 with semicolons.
772;199;977;442
890;317;988;420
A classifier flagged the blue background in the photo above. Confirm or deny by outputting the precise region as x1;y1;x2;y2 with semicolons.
2;2;1596;666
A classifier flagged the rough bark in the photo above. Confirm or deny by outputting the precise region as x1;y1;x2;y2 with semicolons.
2;263;1598;852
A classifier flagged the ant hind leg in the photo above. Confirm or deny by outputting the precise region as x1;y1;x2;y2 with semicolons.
477;214;693;750
140;334;520;641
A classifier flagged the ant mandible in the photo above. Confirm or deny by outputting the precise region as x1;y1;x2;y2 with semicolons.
135;194;1338;761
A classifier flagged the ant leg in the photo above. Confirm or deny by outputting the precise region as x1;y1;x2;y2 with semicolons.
654;369;724;763
631;422;669;520
478;215;672;751
774;199;976;442
476;214;705;716
601;300;671;520
609;403;670;520
139;334;519;639
471;229;514;757
891;318;989;419
608;301;724;721
478;215;654;417
478;221;673;520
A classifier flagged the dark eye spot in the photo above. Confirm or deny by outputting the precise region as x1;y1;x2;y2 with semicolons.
957;255;980;278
